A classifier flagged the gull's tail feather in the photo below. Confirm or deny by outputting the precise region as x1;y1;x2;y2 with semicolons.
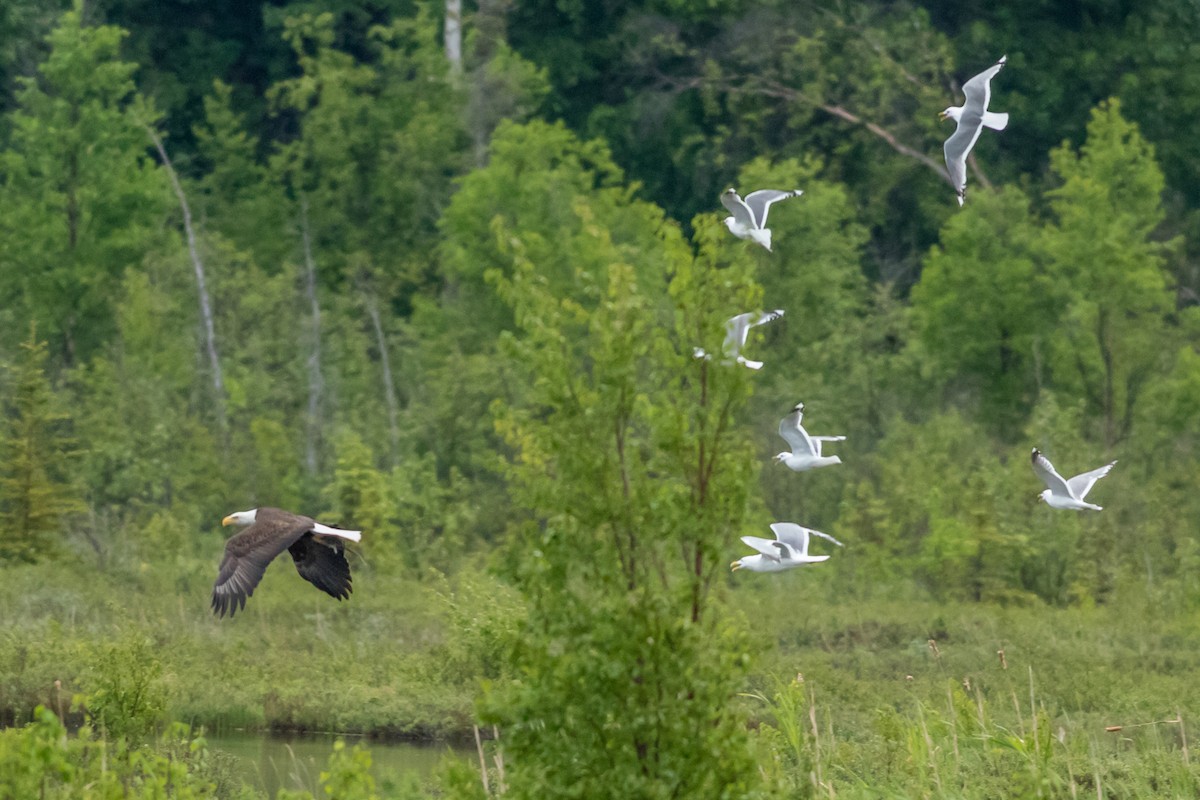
736;356;764;370
982;111;1009;131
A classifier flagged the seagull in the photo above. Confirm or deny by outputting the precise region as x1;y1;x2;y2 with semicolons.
774;402;846;471
1030;448;1117;511
940;55;1008;206
720;188;803;251
731;522;844;573
693;309;785;370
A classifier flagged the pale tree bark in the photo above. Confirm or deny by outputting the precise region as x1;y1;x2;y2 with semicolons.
445;0;463;74
661;75;994;192
364;294;401;467
299;198;324;477
145;126;227;427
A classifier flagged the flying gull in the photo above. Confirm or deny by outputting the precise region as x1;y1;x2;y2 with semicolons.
775;402;846;471
731;522;844;573
720;188;803;251
212;507;361;617
693;309;785;370
940;55;1008;206
1030;448;1116;511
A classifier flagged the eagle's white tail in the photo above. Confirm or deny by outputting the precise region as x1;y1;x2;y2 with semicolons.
312;521;362;542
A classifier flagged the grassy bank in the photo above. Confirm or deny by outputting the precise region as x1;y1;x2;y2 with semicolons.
3;553;1198;796
0;555;518;740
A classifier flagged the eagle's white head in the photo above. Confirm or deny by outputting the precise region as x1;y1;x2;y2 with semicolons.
222;509;258;527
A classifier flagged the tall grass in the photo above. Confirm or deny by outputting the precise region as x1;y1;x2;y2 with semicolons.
1;545;1197;796
731;573;1200;797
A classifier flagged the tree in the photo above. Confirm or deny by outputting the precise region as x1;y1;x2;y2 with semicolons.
911;187;1059;433
1041;99;1177;447
0;6;169;363
482;193;766;796
0;326;83;562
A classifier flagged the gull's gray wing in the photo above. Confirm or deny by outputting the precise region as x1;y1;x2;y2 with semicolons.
961;55;1006;114
944;121;982;202
742;189;803;229
751;309;785;328
741;535;782;561
720;189;756;229
807;528;845;548
771;522;845;554
778;405;816;456
769;522;811;556
1031;448;1071;497
1066;461;1117;501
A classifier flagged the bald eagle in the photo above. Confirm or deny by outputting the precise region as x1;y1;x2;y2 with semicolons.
212;507;361;618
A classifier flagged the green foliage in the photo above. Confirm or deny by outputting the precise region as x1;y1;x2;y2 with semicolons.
483;183;766;797
0;707;227;799
0;4;169;362
0;327;83;563
912;187;1057;431
1041;99;1177;447
82;635;168;742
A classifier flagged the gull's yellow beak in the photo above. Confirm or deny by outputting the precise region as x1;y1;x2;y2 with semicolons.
730;560;742;572
221;514;236;526
938;110;948;121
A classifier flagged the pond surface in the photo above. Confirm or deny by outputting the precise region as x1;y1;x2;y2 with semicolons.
206;731;469;798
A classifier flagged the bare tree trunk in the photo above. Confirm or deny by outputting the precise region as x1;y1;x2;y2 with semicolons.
146;126;227;427
445;0;463;74
365;296;401;467
299;198;324;477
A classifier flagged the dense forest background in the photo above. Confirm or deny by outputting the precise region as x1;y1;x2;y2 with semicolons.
1;0;1200;797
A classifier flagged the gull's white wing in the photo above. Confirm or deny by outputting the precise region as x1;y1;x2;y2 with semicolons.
961;55;1006;114
778;406;816;456
943;121;982;203
742;189;803;229
723;313;755;352
1066;460;1116;501
1031;449;1071;497
741;535;783;560
724;309;784;355
720;189;756;230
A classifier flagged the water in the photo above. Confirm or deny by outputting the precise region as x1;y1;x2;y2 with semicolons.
206;731;469;798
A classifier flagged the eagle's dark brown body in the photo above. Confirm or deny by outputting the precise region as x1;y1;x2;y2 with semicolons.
212;507;358;618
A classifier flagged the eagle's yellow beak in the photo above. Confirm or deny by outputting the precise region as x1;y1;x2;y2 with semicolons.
221;514;236;526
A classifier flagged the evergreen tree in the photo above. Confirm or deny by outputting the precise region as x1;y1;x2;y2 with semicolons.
0;326;83;562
